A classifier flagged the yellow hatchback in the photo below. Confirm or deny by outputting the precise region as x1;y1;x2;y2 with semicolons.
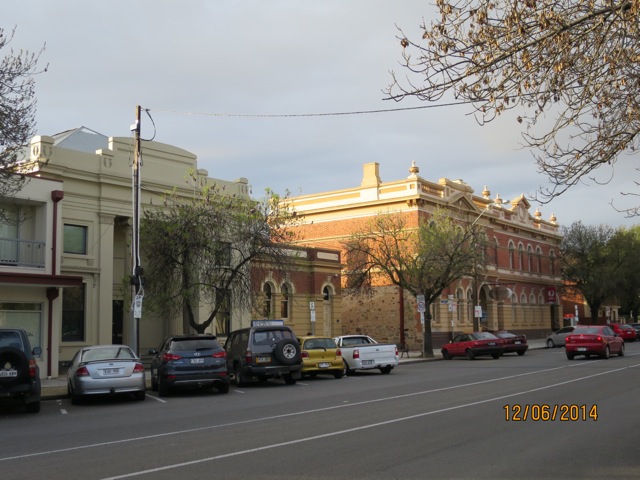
298;336;344;379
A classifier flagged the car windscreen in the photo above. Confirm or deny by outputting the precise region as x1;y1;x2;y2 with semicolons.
252;330;293;346
169;339;220;352
0;331;23;349
572;327;600;335
304;338;337;349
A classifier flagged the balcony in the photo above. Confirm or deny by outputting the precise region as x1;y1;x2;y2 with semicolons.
0;237;46;268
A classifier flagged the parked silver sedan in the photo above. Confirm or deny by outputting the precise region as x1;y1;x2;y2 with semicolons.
67;345;146;404
545;326;576;348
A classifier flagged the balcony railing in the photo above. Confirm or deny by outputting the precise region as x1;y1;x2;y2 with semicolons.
0;237;46;268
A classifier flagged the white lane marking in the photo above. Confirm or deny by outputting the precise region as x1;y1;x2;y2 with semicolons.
145;394;166;403
2;359;638;464
102;363;637;479
60;409;67;415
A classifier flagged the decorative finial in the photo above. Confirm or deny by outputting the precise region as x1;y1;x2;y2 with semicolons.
550;212;557;224
482;185;490;198
534;208;542;222
494;193;503;204
409;160;419;177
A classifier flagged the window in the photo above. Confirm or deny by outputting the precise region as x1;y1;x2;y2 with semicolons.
62;285;85;341
263;283;273;318
518;245;524;270
215;241;231;266
550;251;556;275
215;289;231;335
280;284;290;318
64;224;87;254
508;243;515;269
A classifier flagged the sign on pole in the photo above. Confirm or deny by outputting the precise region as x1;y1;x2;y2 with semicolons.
416;294;425;313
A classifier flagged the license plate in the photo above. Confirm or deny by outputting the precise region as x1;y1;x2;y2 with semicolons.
0;370;17;377
515;341;521;344
256;356;271;364
102;368;121;375
488;342;496;346
190;358;204;364
577;347;587;351
318;362;330;368
362;360;374;366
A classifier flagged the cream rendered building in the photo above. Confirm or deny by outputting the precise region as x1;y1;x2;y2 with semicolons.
15;127;250;375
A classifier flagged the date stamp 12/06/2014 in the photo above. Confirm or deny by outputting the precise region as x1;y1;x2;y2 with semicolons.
504;404;598;422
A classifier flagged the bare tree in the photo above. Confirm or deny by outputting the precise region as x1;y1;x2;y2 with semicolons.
0;26;46;202
140;186;300;334
386;1;640;209
343;209;487;357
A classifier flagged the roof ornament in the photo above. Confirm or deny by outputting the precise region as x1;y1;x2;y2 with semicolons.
409;160;419;177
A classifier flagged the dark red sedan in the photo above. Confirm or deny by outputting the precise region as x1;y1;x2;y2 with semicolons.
609;323;637;342
565;325;624;360
492;331;528;356
441;332;504;360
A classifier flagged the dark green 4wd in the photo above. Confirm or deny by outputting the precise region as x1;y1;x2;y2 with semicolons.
224;321;302;386
0;328;42;413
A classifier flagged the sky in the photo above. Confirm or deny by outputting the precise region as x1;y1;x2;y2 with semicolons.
3;0;639;228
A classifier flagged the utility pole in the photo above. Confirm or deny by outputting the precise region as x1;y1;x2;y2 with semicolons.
130;105;144;355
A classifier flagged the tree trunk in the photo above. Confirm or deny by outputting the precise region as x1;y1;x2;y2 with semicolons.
423;303;434;358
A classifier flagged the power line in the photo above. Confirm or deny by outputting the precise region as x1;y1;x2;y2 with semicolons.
148;100;475;119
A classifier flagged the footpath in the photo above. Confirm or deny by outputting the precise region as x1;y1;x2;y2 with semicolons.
40;338;548;399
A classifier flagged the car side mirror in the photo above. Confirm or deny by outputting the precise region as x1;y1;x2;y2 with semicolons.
148;348;158;355
32;347;42;356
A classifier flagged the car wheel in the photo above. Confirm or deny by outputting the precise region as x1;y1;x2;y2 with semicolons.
158;379;170;397
25;401;41;414
274;339;301;365
546;339;555;348
217;382;230;394
491;353;500;359
283;373;297;385
234;365;247;387
343;360;353;376
150;369;158;392
134;390;146;401
466;349;475;360
566;352;575;360
333;370;344;379
68;382;81;405
601;346;610;359
517;350;526;356
618;343;625;357
442;349;452;360
379;365;392;374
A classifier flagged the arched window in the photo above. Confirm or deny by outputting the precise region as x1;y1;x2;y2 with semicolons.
493;238;500;266
550;250;556;275
509;242;515;269
536;247;543;273
263;283;273;318
518;244;525;270
527;245;533;272
281;284;290;318
323;286;331;301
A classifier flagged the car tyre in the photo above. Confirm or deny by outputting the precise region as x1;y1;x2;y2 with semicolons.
134;390;146;401
491;353;501;359
442;349;452;360
466;349;475;360
566;352;575;360
619;343;625;356
274;339;301;365
158;379;170;397
283;373;297;385
333;370;344;379
380;365;393;374
217;382;230;394
150;370;158;392
234;365;247;387
546;339;555;348
25;400;41;413
601;346;610;359
517;350;526;356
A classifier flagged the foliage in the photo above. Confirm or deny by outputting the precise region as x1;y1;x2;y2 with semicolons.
386;1;640;208
140;185;300;334
0;26;46;204
343;209;488;356
559;221;632;320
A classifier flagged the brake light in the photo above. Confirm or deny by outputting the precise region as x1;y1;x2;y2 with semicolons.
29;359;38;379
76;366;90;377
163;353;182;361
353;348;360;359
597;336;603;343
395;346;398;356
133;363;145;373
212;351;226;359
301;351;309;359
245;350;252;364
336;348;342;357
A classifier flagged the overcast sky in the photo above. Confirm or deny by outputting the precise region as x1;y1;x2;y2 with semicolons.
4;0;639;228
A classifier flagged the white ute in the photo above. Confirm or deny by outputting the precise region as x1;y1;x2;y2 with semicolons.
333;335;399;375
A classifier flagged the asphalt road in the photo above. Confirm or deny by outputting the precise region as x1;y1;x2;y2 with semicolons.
2;344;640;480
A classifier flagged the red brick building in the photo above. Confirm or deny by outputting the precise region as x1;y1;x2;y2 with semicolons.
287;162;563;349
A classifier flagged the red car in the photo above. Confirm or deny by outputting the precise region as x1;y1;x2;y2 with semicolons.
441;332;504;360
565;325;625;360
609;323;637;342
491;331;528;356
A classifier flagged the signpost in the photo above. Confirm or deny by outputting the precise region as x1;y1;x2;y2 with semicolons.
417;294;425;325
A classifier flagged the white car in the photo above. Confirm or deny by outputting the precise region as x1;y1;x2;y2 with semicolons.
546;326;576;348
